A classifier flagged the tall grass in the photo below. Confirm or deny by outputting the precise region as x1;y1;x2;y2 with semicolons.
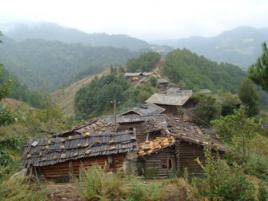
77;165;202;201
0;177;47;201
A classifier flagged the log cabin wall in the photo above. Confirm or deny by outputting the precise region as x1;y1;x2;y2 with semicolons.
142;146;177;178
176;141;205;174
117;123;147;144
41;154;126;179
157;104;178;115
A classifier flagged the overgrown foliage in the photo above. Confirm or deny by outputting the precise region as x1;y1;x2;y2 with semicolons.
212;107;260;161
249;43;268;92
163;49;246;92
78;166;207;201
239;79;259;116
0;177;47;201
127;52;161;72
75;70;155;118
193;150;258;201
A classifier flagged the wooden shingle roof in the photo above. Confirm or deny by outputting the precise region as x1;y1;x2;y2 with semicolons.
23;131;137;167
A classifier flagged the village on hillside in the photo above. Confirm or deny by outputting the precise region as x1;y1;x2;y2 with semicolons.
23;71;225;180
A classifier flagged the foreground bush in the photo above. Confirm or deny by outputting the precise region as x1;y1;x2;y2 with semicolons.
78;166;201;201
193;151;257;201
0;177;47;201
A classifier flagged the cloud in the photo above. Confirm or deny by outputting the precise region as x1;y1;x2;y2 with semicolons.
1;0;268;40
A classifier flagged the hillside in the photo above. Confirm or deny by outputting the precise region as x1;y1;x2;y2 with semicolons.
0;38;139;91
163;49;246;92
51;69;110;116
154;26;268;68
4;22;151;51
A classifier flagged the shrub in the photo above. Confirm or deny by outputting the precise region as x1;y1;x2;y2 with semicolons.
78;166;128;201
144;167;159;179
0;177;47;201
258;181;268;201
192;150;257;201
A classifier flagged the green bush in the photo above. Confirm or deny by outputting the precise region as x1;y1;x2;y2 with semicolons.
193;150;257;201
78;166;128;201
258;181;268;201
144;167;159;179
78;166;162;201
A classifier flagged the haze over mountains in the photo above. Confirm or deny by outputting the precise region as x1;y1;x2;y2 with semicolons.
0;22;267;92
154;26;268;68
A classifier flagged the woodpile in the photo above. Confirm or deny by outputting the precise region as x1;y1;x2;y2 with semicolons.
138;136;175;157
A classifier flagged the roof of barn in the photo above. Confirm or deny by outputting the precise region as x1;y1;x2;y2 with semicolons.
120;103;165;116
22;131;137;167
168;117;225;151
146;91;192;106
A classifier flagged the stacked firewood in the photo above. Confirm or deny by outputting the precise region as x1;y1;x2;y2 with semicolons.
138;136;175;156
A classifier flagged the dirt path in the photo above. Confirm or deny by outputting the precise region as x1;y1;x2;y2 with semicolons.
47;183;85;201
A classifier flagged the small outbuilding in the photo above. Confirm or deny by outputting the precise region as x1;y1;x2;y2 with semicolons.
22;130;137;179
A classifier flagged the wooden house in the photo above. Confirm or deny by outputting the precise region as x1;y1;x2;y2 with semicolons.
136;117;225;178
157;78;169;91
22;130;137;180
146;89;192;115
116;103;168;143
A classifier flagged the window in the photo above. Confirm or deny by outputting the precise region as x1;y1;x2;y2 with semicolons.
161;159;167;169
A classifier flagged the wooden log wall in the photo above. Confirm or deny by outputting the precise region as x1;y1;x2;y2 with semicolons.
118;123;147;144
41;154;126;179
176;141;205;174
143;146;177;178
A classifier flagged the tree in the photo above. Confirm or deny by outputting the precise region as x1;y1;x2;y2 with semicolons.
193;95;222;126
248;43;268;92
239;79;259;116
0;33;14;126
212;107;260;162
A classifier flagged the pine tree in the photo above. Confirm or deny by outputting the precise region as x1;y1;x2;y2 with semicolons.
248;43;268;92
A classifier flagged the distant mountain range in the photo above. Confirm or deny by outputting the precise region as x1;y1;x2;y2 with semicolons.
154;26;268;68
1;22;268;92
3;22;152;51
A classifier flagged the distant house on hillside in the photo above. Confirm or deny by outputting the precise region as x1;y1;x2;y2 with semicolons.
157;78;169;91
124;72;153;83
146;88;193;115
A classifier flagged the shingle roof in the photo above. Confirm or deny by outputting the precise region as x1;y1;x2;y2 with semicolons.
124;72;142;77
168;117;225;151
22;131;137;167
146;92;192;106
120;103;165;116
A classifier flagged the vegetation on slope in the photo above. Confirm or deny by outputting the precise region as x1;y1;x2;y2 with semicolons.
163;49;246;92
127;51;161;72
74;68;154;118
0;39;139;91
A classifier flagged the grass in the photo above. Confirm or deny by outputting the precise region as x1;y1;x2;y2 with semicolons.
0;177;47;201
77;166;201;201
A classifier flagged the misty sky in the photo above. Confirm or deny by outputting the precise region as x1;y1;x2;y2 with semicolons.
1;0;268;40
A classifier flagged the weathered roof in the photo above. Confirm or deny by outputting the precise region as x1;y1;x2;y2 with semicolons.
120;103;165;116
56;118;114;137
138;136;175;156
22;131;137;167
146;92;192;106
124;72;142;77
142;72;153;76
168;117;225;151
157;78;169;84
166;88;192;96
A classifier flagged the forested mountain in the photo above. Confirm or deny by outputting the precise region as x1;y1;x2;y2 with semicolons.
4;22;151;51
155;26;268;68
163;49;246;92
0;38;139;91
0;65;48;108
